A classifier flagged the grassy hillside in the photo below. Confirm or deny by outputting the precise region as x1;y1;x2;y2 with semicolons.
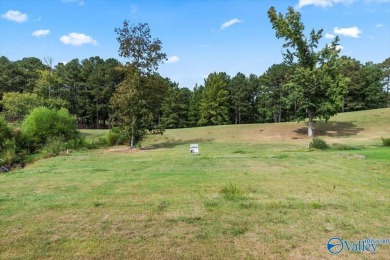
0;108;389;259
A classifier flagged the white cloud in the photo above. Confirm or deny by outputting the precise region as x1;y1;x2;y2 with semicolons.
325;33;335;39
334;26;362;38
166;56;180;64
375;23;383;28
297;0;355;8
32;29;50;37
1;10;28;23
60;32;98;46
327;43;344;51
220;18;243;30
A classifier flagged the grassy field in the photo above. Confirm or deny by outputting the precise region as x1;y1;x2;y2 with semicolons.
1;108;389;259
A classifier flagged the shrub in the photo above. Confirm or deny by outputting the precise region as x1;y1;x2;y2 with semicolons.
21;107;80;147
309;137;329;150
106;127;126;146
65;136;87;150
382;137;390;147
43;136;66;156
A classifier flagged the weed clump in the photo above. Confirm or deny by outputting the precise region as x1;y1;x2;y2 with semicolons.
309;137;329;150
331;143;359;150
381;137;390;147
220;183;245;200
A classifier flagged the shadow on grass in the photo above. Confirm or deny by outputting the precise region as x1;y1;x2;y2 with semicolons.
143;138;214;150
294;121;364;137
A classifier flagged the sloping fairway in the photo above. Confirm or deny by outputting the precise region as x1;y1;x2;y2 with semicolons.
1;108;389;259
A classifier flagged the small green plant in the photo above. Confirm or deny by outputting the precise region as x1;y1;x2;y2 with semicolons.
331;143;359;150
309;137;329;150
43;136;65;156
220;183;245;200
106;127;126;146
381;137;390;147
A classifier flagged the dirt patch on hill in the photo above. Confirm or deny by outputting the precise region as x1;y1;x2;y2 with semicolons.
105;146;144;154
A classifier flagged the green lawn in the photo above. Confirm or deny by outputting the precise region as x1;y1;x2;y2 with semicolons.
1;108;389;259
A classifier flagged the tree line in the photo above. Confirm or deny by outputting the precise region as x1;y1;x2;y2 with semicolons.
1;55;388;125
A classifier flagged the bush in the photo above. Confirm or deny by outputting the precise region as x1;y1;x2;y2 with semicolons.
106;127;126;146
382;137;390;147
21;107;80;147
309;137;329;150
43;136;66;156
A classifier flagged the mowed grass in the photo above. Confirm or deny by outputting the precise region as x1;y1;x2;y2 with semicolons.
1;108;389;259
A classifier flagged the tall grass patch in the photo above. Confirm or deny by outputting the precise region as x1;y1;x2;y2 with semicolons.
220;183;246;200
309;137;329;150
382;137;390;147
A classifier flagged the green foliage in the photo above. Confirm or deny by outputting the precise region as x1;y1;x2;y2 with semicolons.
309;137;329;150
106;127;126;146
43;136;66;156
1;92;43;121
110;68;168;148
199;72;230;126
21;107;80;147
115;21;167;74
188;85;204;127
268;7;349;137
161;81;191;129
0;116;12;150
382;137;390;147
331;143;360;150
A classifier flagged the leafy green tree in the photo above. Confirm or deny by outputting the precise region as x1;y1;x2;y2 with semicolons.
0;56;46;111
340;57;386;111
258;63;292;123
115;21;167;75
110;68;168;147
247;74;260;123
161;80;191;129
229;72;251;124
199;72;230;126
34;69;63;99
188;85;204;127
111;21;168;148
56;59;83;118
1;92;42;121
268;6;349;137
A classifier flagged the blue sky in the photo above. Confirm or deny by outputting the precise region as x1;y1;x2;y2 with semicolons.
1;0;389;89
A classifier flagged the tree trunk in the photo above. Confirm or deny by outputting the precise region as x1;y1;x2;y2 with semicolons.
307;110;314;137
130;125;135;149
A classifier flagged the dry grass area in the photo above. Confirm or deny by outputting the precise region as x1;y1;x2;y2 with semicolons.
0;108;389;259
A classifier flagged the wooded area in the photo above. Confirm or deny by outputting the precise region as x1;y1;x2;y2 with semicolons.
1;55;388;127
